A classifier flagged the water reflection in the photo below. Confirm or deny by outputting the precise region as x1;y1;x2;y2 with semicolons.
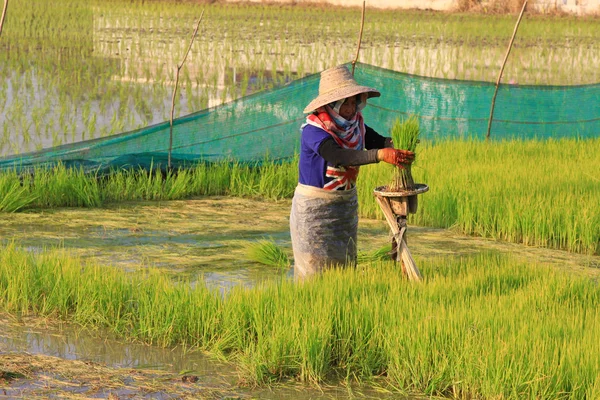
0;319;403;399
0;322;221;373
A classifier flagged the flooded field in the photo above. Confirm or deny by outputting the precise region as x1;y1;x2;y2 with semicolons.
1;197;599;398
2;2;599;396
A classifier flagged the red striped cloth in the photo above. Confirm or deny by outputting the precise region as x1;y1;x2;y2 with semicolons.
304;106;366;190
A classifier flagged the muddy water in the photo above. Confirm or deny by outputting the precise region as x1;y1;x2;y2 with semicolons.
1;197;597;283
0;317;240;398
0;197;294;287
0;197;397;289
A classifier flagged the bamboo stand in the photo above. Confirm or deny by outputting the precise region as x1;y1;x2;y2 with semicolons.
374;184;429;281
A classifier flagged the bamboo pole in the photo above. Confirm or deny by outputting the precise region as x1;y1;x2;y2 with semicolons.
0;0;8;38
169;11;204;169
351;1;366;76
486;0;527;140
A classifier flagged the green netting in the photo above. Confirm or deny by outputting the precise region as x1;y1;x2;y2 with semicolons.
1;62;598;174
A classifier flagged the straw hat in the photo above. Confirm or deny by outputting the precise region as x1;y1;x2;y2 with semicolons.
303;65;381;114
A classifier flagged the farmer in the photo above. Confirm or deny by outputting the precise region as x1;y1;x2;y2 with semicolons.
290;65;414;279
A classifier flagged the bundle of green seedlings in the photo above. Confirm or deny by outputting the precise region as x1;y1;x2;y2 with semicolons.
241;239;290;271
388;116;420;191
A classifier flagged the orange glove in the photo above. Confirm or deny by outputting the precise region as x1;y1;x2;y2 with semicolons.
377;148;415;167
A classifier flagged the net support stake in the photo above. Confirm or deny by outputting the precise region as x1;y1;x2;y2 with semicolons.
486;0;527;140
169;10;205;169
0;0;9;37
351;1;366;77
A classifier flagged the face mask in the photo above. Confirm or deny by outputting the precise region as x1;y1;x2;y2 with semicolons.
332;94;367;115
332;99;346;114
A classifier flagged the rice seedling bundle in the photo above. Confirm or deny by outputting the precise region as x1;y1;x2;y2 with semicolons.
242;239;290;270
388;116;420;191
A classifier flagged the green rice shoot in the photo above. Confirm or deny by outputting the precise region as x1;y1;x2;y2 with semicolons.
1;243;599;398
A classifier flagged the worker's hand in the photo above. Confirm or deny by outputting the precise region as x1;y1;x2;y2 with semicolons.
377;148;415;167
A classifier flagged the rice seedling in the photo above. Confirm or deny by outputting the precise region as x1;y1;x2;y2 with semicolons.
1;0;598;257
359;137;600;255
1;243;598;398
0;173;37;212
357;244;392;264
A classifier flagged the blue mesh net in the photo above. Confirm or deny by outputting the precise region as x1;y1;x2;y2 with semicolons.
1;62;598;173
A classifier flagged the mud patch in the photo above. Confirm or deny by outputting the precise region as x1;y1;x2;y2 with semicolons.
0;352;243;399
0;316;403;400
0;197;293;287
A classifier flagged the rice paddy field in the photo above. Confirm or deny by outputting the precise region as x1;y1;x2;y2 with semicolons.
1;0;600;399
1;0;599;153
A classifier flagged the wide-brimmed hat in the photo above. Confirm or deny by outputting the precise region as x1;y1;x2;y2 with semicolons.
303;65;381;114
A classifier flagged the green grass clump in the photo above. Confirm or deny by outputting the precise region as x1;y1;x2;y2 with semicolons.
1;243;599;398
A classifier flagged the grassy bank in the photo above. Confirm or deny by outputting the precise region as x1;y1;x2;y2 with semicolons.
2;138;598;255
0;243;598;398
0;157;298;211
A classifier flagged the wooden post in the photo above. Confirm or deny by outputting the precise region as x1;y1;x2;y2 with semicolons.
374;194;422;281
0;0;9;38
169;11;204;169
486;0;527;140
351;1;366;77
